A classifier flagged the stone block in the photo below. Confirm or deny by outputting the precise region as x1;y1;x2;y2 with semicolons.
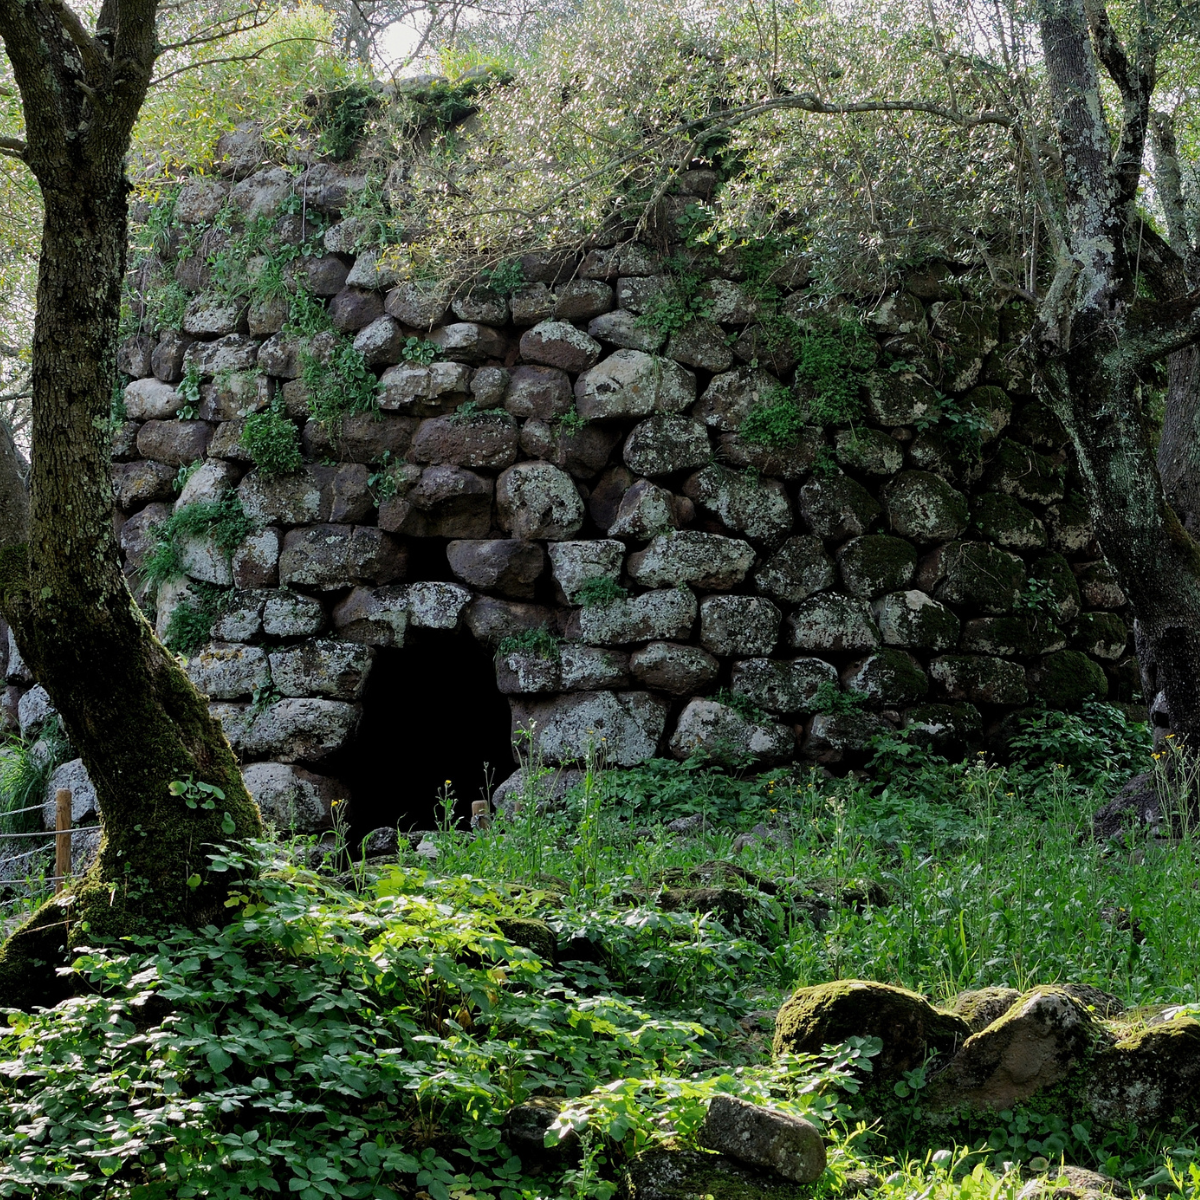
574;349;695;420
404;581;472;630
872;590;960;651
504;365;573;421
623;416;711;477
587;309;664;352
447;540;544;598
787;594;881;654
560;645;630;691
985;438;1065;504
124;377;182;420
753;536;836;605
576;589;697;646
683;466;792;543
262;590;326;638
509;282;555;326
666;318;733;373
232;526;281;589
554;279;614;321
834;427;904;475
959;614;1066;659
669;699;794;766
269;640;374;700
699;595;781;658
464;598;555;646
511;691;668;766
113;461;176;509
377;465;494;539
929;655;1028;705
692;367;781;431
332;586;408;646
837;535;917;599
883;471;970;543
353;315;408;366
730;656;838;716
183;293;247;338
411;412;519;470
112;419;142;460
607;480;690;540
901;703;983;752
178;530;233;586
136;419;213;466
630;642;719;694
1073;560;1126;609
928;301;999;391
452;288;508;325
717;429;820;481
580;244;661;278
329;287;386;333
1031;550;1084;623
429;322;507;365
238;466;325;526
972;493;1047;550
1027;650;1107;708
183;334;259;378
496;462;585;540
799;474;882;540
935;542;1026;613
41;758;99;829
151;331;194;384
197;371;271;422
174;175;230;223
520;420;622;480
865;370;938;425
496;650;561;695
615;273;670;312
384;281;450;328
279;525;407;590
302;412;417;464
210;590;265;642
698;1095;825;1185
18;685;55;738
344;250;399;292
841;649;929;705
185;643;270;699
213;697;359;762
627;531;754;590
547;540;625;603
119;502;171;571
378;361;472;414
519;320;602;372
1071;612;1128;661
242;762;342;832
1046;495;1093;554
803;710;890;764
471;366;510;408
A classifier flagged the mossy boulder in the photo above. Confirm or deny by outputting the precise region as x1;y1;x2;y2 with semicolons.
754;535;836;605
929;654;1029;706
928;301;999;391
495;916;558;963
960;614;1066;659
1070;612;1129;661
1046;494;1093;554
834;427;904;475
872;589;960;651
900;702;982;752
1011;400;1069;450
882;470;970;544
1028;650;1107;708
802;711;890;765
982;342;1034;396
841;649;928;706
773;979;969;1080
952;987;1022;1033
935;542;1026;613
1030;551;1082;623
798;474;882;540
623;1146;813;1200
837;535;918;599
961;385;1012;443
1074;560;1127;609
985;438;1065;504
1086;1018;1200;1125
865;370;938;425
972;493;1047;550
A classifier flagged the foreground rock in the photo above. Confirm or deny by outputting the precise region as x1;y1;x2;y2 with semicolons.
624;1147;819;1200
698;1095;825;1184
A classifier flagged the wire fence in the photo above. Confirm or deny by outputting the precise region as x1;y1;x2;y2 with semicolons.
0;788;84;894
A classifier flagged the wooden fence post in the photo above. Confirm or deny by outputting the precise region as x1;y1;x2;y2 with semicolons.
55;788;72;894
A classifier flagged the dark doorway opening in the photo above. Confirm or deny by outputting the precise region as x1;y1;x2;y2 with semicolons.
335;629;515;837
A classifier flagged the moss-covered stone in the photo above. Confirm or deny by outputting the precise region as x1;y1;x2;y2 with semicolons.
837;535;917;599
960;614;1066;659
882;470;970;544
1074;560;1127;609
495;916;557;963
908;428;980;482
929;301;1000;391
624;1146;813;1200
841;649;928;706
865;370;938;425
1086;1018;1200;1125
929;654;1029;705
982;343;1034;396
985;438;1065;504
1045;494;1093;554
1070;612;1129;661
1011;400;1070;450
802;710;890;764
834;427;904;475
773;979;969;1080
972;493;1047;550
900;702;982;751
1030;551;1082;623
872;589;960;650
952;987;1021;1033
961;385;1012;443
754;535;836;605
935;542;1026;613
798;474;882;541
1028;650;1107;708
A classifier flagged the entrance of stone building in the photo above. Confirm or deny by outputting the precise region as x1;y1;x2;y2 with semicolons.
336;628;515;838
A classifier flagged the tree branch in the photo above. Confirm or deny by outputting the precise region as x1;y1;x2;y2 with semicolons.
150;36;330;85
46;0;107;77
0;137;26;161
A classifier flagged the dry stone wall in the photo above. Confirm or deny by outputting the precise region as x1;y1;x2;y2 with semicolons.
0;140;1140;838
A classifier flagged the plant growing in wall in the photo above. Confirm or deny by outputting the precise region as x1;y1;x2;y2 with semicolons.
140;496;256;597
576;577;628;608
302;338;379;430
163;583;226;657
240;405;303;476
741;383;808;449
497;627;562;661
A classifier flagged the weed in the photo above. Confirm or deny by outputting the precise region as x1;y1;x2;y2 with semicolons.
813;680;870;715
915;392;990;456
478;258;526;294
367;449;400;502
163;583;225;656
1013;576;1058;617
741;383;807;449
172;460;202;493
401;336;441;365
712;687;771;724
811;445;839;476
240;406;303;476
302;338;379;430
497;626;562;661
311;83;379;160
636;260;712;337
140;496;256;593
575;577;628;608
555;405;588;433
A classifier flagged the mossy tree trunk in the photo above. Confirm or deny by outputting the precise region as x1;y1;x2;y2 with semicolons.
0;0;261;1011
1035;0;1200;743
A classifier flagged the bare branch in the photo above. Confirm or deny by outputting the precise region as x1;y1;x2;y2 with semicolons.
0;137;26;161
150;35;330;85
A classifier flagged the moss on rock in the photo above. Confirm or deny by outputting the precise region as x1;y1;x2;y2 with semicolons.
952;986;1022;1033
495;916;557;963
841;648;928;706
985;438;1065;504
1086;1018;1200;1125
1030;551;1082;623
972;493;1047;550
837;535;918;599
935;542;1026;613
1028;650;1107;709
624;1146;813;1200
959;614;1066;659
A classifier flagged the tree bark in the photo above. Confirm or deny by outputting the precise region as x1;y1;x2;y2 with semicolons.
0;0;261;1011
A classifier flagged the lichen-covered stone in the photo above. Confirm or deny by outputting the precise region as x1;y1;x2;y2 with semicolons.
588;308;665;352
1071;612;1129;661
698;1095;826;1185
668;699;794;766
574;349;695;420
683;467;792;543
41;759;99;828
1011;400;1070;450
960;614;1066;659
865;370;938;425
961;385;1013;443
331;586;408;646
666;318;734;373
1086;1019;1200;1125
623;415;711;477
185;644;270;699
384;280;450;328
925;988;1099;1112
136;419;214;466
269;640;374;700
238;466;324;526
547;539;625;603
952;987;1022;1033
729;657;838;716
377;360;472;415
123;376;183;420
630;642;719;694
447;539;545;598
699;596;781;658
717;428;821;480
1030;551;1083;623
463;598;555;647
1027;650;1107;708
429;321;507;365
774;980;969;1080
627;532;755;590
512;691;668;766
496;650;561;695
378;464;494;539
692;367;783;431
882;471;970;544
607;480;690;540
928;301;1000;391
279;525;406;590
559;645;630;691
901;702;983;751
495;462;584;540
835;428;904;475
553;279;613;322
1046;495;1093;554
1073;560;1127;609
410;412;519;470
972;493;1047;550
213;697;359;762
836;535;917;599
929;654;1028;705
577;589;697;645
935;542;1026;613
866;290;927;335
520;419;623;480
241;762;342;833
754;536;836;605
798;474;882;540
787;595;881;654
871;590;959;650
403;581;473;630
986;438;1065;504
841;649;928;705
262;590;327;638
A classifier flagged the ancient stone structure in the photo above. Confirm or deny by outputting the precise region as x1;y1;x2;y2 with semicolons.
0;128;1138;839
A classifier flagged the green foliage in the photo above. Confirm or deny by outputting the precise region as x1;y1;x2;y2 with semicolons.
795;320;875;426
496;626;561;660
150;279;189;334
915;392;989;456
478;259;526;294
240;406;303;477
555;405;588;433
302;339;379;430
287;289;334;338
1013;577;1058;617
740;384;807;449
0;717;68;835
401;336;442;365
173;460;202;494
813;680;870;715
575;576;628;608
367;450;400;503
811;445;839;476
712;687;771;724
1006;702;1151;790
141;497;256;593
636;262;712;337
163;584;224;656
312;83;380;160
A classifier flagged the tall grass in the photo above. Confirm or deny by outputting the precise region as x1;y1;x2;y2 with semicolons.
0;717;68;835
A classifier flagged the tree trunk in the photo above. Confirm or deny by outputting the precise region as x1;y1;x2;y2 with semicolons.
0;105;261;1011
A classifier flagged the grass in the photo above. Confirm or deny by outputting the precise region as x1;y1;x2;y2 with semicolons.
4;704;1200;1198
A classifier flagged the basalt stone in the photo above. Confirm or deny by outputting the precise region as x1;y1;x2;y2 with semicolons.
232;526;281;589
1031;551;1083;623
384;281;450;328
411;412;519;470
669;699;795;767
175;175;230;223
787;594;881;654
113;461;177;509
754;536;836;605
247;291;290;339
622;1147;817;1200
1086;1020;1200;1126
774;980;969;1082
883;471;970;544
519;320;602;372
447;539;545;598
119;503;172;570
403;581;472;631
214;697;359;763
269;640;374;700
512;691;669;767
470;366;510;408
683;466;792;543
302;412;417;464
834;427;904;475
866;370;938;426
587;308;664;352
935;542;1026;613
519;419;622;480
238;466;324;526
504;365;573;420
554;279;614;322
575;349;695;420
1011;400;1070;450
1027;650;1107;708
841;649;928;706
928;301;1000;392
560;645;631;691
118;332;154;379
429;322;508;365
581;244;661;279
256;331;308;379
124;377;183;420
627;532;755;590
344;250;399;292
452;288;508;326
331;586;408;646
959;614;1066;659
799;474;882;541
18;686;56;738
630;642;720;694
178;529;233;586
185;644;271;700
901;702;983;752
872;590;960;651
693;367;783;431
496;650;561;695
589;466;635;531
1073;560;1127;609
732;324;799;374
615;274;670;313
666;318;734;373
182;292;247;337
961;385;1012;443
378;465;494;539
378;361;473;414
184;334;259;377
866;291;927;335
576;589;697;645
730;657;838;716
699;596;781;658
698;1095;826;1185
496;462;585;540
136;419;213;466
837;535;917;599
41;759;99;828
228;166;294;219
262;590;326;638
983;344;1035;397
241;762;342;833
547;540;625;603
154;579;201;643
509;282;555;326
608;480;690;540
353;315;408;366
197;371;271;422
1071;612;1129;661
717;429;821;481
1046;495;1094;554
702;278;759;324
986;438;1065;504
279;525;406;590
929;655;1028;706
623;416;711;477
210;591;266;642
297;162;367;213
907;429;977;483
972;493;1047;550
464;598;556;647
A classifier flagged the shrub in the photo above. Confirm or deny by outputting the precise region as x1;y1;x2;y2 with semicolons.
812;680;869;715
741;384;807;449
302;339;379;429
240;407;303;476
0;717;69;835
311;83;380;160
